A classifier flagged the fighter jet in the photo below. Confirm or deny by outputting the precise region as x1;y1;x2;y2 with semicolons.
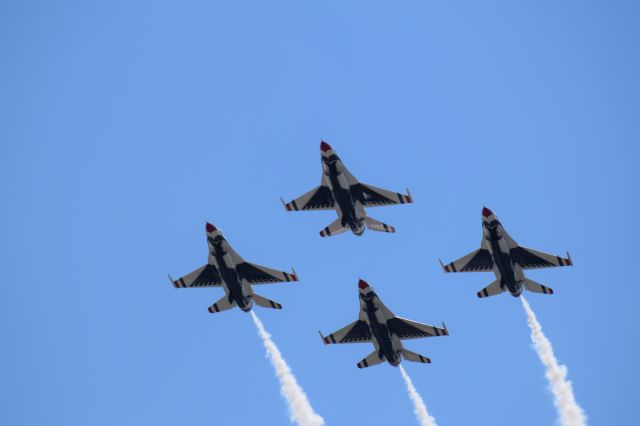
440;207;573;298
169;223;298;313
281;141;413;237
319;279;448;368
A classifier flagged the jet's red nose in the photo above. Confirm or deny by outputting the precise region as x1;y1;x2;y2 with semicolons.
358;279;369;290
205;222;217;233
482;207;494;218
320;141;332;152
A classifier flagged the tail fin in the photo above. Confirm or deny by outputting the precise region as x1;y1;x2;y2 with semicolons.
524;278;554;295
364;217;396;233
401;348;431;364
252;294;283;310
357;350;384;369
208;295;235;313
319;218;348;237
477;280;506;298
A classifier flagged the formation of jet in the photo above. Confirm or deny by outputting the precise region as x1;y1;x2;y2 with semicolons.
281;141;413;237
320;279;448;368
169;223;298;313
440;207;573;298
169;144;575;373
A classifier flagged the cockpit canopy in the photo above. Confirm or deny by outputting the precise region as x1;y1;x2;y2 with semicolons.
483;219;500;229
360;291;378;306
322;154;340;167
208;236;227;254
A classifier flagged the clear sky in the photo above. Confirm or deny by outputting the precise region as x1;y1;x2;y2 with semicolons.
1;1;639;425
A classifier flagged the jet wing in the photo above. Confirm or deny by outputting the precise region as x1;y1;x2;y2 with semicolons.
510;247;573;270
441;247;493;273
321;320;372;344
236;262;298;284
283;185;335;211
387;317;449;340
351;183;413;207
172;264;222;288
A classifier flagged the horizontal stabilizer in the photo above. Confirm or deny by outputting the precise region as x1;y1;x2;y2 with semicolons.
319;218;348;238
477;280;505;299
401;349;431;364
524;278;554;295
207;295;235;313
357;350;384;369
252;294;283;310
364;216;396;233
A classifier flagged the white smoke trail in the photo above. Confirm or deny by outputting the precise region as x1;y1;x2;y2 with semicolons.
250;311;325;426
521;296;587;426
399;364;437;426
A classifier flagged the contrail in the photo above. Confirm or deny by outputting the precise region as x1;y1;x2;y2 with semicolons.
521;296;587;426
250;311;325;426
399;364;437;426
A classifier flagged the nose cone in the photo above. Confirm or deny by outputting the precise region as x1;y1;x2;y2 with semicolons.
358;279;369;290
482;207;494;218
320;141;333;152
205;222;217;233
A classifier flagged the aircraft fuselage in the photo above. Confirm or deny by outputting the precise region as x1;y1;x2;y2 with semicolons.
362;297;401;366
209;238;252;311
484;220;523;297
323;156;365;236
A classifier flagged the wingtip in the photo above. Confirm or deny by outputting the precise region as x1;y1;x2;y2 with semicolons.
566;251;573;266
280;196;291;212
405;188;414;203
168;274;178;288
442;321;449;336
318;331;327;345
291;267;299;282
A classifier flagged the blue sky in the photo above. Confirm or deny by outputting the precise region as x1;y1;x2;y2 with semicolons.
1;1;639;425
